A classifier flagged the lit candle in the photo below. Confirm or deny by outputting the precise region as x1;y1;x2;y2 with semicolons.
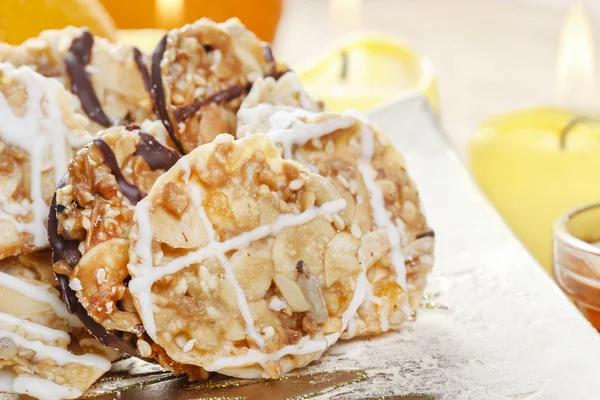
155;0;184;30
297;33;438;113
470;2;600;273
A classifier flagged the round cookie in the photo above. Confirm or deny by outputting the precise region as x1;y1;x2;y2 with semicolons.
0;253;114;399
0;62;92;260
48;125;206;380
128;134;363;378
151;18;287;154
237;73;435;338
0;26;154;132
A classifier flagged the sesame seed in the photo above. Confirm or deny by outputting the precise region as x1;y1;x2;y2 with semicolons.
288;179;304;191
137;339;152;357
337;175;350;189
262;326;275;341
349;180;358;195
333;214;345;230
325;141;335;155
95;268;106;285
183;339;196;353
351;223;362;238
69;278;82;291
173;93;185;104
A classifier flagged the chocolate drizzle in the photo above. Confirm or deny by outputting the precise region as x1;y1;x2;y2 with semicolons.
134;132;181;170
133;47;153;97
172;85;244;122
48;177;82;268
415;230;435;239
151;34;286;154
48;132;180;358
93;138;145;205
48;179;142;355
150;35;183;151
65;29;112;127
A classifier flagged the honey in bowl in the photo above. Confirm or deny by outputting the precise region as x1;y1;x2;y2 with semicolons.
553;203;600;331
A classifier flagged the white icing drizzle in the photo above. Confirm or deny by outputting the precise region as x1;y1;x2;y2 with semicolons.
0;272;81;327
0;312;71;343
12;376;82;400
0;369;16;393
0;63;91;247
184;170;265;348
205;334;331;371
266;109;355;159
357;123;407;290
0;328;111;369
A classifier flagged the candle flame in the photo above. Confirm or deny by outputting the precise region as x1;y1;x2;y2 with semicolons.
155;0;184;29
556;2;597;108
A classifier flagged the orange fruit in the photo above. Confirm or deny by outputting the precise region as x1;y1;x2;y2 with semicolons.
0;0;117;44
100;0;282;42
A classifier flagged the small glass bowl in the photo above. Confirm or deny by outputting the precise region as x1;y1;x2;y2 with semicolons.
554;203;600;332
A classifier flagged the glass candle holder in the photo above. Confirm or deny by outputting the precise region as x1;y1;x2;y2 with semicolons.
553;203;600;331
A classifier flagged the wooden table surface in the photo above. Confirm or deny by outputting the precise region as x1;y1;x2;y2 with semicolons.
275;0;600;159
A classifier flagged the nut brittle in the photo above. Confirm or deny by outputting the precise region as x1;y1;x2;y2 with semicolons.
47;125;208;379
128;134;362;378
237;73;435;338
0;254;113;397
151;18;287;154
0;62;91;260
0;27;154;132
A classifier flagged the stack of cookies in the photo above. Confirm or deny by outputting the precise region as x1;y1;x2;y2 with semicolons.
0;18;434;399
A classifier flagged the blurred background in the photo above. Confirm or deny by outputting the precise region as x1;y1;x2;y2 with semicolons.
3;0;598;157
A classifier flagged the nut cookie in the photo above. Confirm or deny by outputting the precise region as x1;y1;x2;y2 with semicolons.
0;254;114;399
47;125;208;380
0;26;154;132
237;73;435;338
0;63;92;260
128;133;363;378
151;18;287;154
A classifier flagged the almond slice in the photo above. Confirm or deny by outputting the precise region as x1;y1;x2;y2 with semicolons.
297;261;328;323
273;273;310;312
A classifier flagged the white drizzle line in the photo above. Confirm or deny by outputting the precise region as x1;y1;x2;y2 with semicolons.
0;272;82;328
0;328;111;370
356;122;407;291
129;177;346;345
0;63;92;247
266;109;355;159
12;376;82;400
0;312;71;343
181;164;265;348
0;369;16;394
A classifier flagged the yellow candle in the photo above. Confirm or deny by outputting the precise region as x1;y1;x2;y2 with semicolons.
470;107;600;272
296;33;438;113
